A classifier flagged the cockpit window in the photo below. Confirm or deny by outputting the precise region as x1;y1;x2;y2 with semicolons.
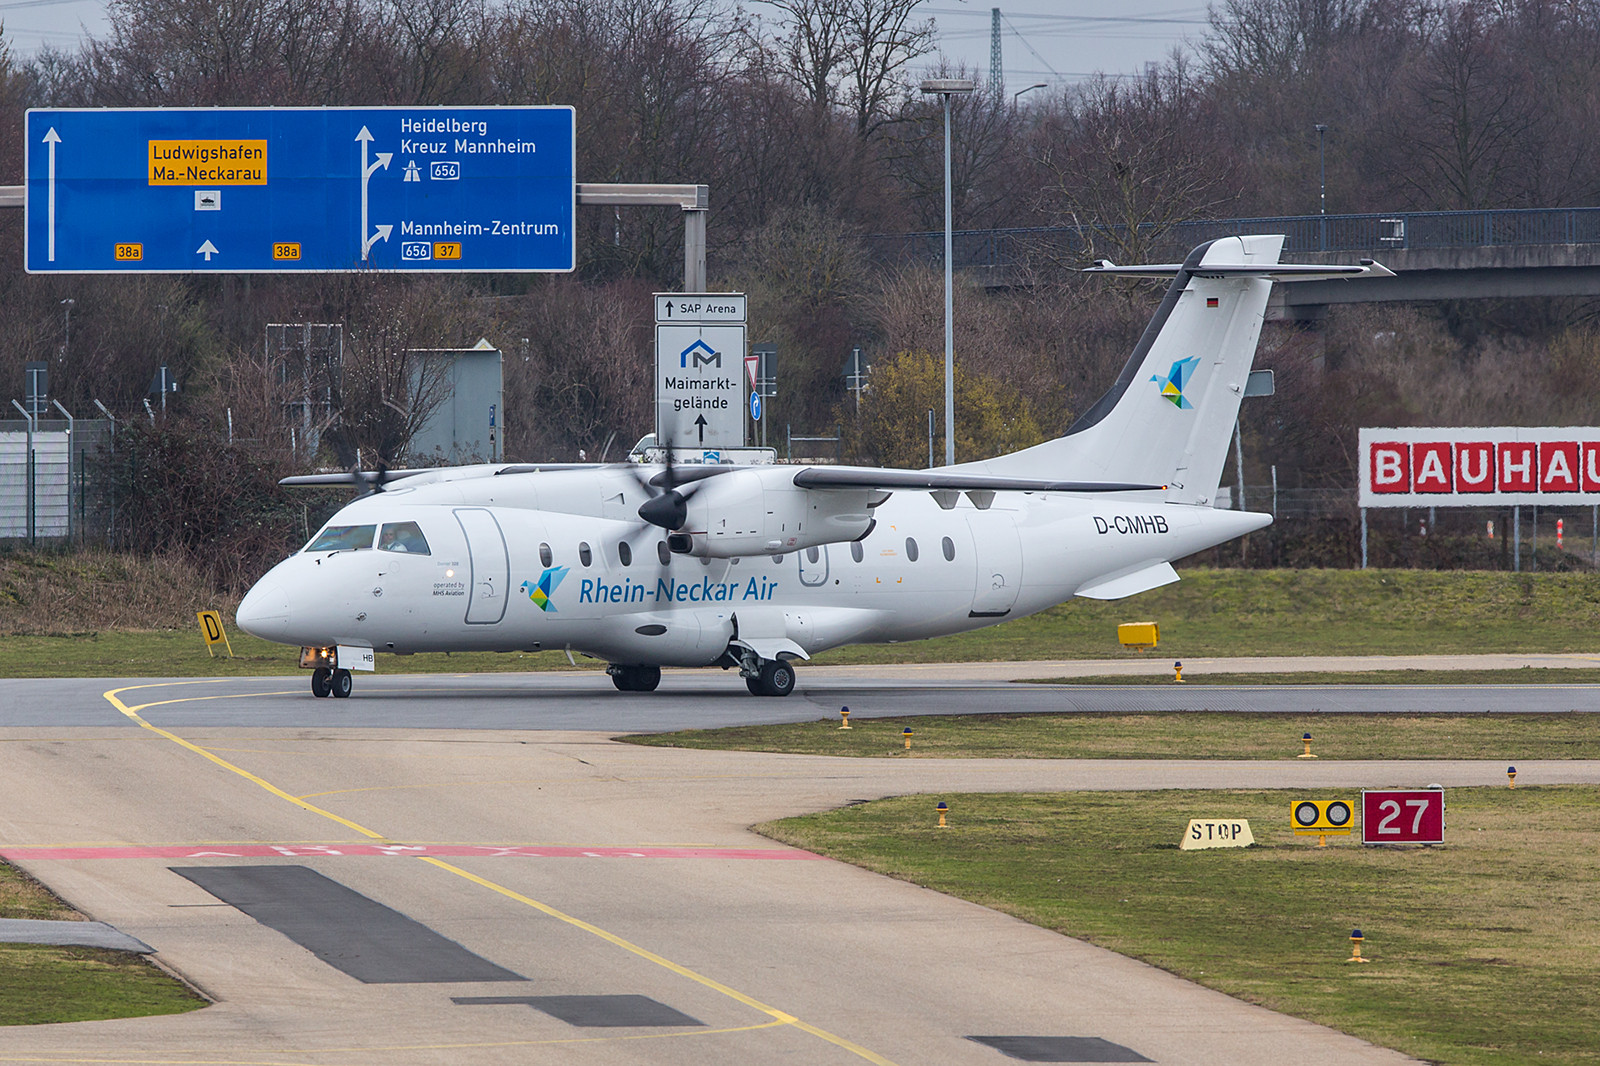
378;521;430;555
306;524;375;552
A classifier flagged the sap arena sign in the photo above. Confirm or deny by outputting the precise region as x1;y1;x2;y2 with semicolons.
1359;427;1600;506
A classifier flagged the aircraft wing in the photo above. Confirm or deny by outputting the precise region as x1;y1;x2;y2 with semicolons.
279;469;436;488
790;466;1162;493
280;462;600;489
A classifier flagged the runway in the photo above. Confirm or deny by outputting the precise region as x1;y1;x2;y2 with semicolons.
1;673;1596;1065
2;668;1596;731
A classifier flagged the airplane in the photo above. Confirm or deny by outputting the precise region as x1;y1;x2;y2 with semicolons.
236;235;1391;698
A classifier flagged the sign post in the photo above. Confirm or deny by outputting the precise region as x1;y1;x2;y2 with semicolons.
26;106;575;273
196;610;233;658
654;294;747;457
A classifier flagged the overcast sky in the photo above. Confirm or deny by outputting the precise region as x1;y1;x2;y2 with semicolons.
1;0;1213;84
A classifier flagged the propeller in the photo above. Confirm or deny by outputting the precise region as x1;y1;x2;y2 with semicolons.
630;437;695;531
638;489;687;530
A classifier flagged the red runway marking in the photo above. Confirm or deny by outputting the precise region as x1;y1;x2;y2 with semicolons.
0;843;826;861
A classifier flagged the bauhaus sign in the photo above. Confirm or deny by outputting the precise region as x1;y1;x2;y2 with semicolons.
1359;427;1600;506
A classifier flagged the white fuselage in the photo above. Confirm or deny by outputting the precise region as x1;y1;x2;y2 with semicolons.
237;465;1269;667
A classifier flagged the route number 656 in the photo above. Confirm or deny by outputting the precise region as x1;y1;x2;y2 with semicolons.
1361;789;1445;845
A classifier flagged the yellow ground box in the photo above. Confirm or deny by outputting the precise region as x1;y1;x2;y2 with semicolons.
1117;621;1159;650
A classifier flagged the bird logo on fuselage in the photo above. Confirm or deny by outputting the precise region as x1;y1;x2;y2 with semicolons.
1150;356;1201;409
521;566;569;611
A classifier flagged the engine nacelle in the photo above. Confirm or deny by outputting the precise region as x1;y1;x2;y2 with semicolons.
672;471;876;558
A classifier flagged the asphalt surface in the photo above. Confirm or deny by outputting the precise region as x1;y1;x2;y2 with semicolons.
2;666;1596;732
0;669;1596;1065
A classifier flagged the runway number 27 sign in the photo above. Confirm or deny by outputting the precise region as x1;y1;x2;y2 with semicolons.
1361;789;1444;845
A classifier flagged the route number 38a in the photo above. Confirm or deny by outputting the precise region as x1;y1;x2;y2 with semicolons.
1361;789;1445;845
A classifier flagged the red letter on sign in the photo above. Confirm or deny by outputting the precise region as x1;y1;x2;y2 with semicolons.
1457;442;1495;493
1371;444;1410;493
1412;442;1452;493
1584;443;1600;492
1540;441;1579;493
1499;442;1537;492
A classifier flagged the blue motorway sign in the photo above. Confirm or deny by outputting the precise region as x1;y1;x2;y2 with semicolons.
25;107;575;273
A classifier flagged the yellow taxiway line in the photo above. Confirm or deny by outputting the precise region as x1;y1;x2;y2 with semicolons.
101;682;898;1066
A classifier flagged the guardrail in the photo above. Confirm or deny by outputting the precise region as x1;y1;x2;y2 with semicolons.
866;207;1600;271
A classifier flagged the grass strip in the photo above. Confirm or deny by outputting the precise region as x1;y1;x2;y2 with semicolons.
9;568;1600;677
0;944;206;1025
759;786;1600;1066
622;711;1600;759
0;861;206;1025
1025;668;1600;685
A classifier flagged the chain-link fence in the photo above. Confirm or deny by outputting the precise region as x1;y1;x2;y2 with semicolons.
0;416;115;547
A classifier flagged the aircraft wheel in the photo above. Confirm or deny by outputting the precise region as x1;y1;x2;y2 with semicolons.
745;675;764;696
611;665;660;692
330;668;353;699
311;668;332;698
753;659;796;697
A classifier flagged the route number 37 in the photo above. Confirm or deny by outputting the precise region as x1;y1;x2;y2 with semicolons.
1361;789;1445;845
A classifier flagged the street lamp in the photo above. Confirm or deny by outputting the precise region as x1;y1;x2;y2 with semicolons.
1013;82;1047;106
1314;123;1328;251
919;77;976;468
1314;123;1328;215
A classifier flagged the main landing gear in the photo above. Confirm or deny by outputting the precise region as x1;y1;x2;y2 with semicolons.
609;664;662;692
311;667;353;699
743;658;796;697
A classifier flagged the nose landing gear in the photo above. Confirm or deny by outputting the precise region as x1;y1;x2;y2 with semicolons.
311;667;353;698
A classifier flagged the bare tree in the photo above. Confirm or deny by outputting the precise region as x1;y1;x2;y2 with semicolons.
1386;2;1546;209
757;0;933;138
1030;61;1241;264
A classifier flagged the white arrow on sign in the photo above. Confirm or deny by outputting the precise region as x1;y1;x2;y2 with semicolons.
356;126;393;262
363;224;393;259
42;127;60;262
197;239;219;261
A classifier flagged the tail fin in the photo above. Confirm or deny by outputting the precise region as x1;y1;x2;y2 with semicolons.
963;234;1376;507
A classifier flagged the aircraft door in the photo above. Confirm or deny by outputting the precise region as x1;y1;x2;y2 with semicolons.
455;508;509;624
967;513;1022;617
797;544;829;587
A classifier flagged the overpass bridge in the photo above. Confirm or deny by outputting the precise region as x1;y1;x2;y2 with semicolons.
865;208;1600;320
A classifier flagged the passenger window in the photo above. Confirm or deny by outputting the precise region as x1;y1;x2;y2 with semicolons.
618;542;632;566
905;537;919;562
579;542;592;567
307;524;375;552
657;541;671;565
806;546;820;564
850;541;864;563
539;542;553;567
942;536;955;562
773;553;785;563
377;521;430;555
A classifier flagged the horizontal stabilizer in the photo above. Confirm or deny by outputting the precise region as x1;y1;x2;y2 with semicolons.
1085;258;1394;282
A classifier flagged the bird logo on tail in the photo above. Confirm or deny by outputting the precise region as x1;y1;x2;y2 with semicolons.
1150;356;1201;409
